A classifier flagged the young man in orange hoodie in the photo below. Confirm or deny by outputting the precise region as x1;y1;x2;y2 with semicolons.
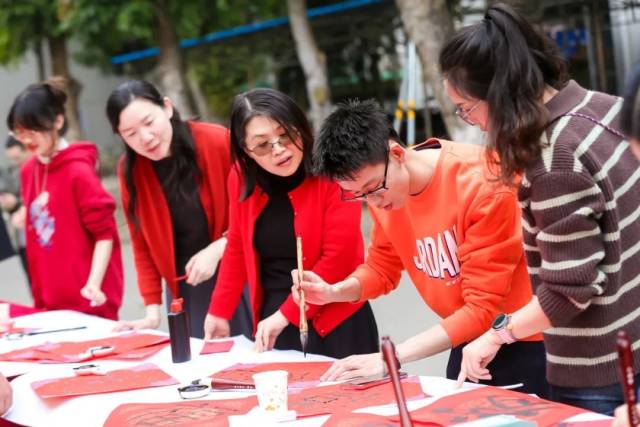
294;99;547;397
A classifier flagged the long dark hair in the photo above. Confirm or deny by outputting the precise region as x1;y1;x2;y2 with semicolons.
622;63;640;141
105;80;200;223
229;88;314;200
439;3;568;184
7;76;69;135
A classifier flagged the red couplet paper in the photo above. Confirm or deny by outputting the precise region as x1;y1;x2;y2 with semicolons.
108;342;169;361
0;300;42;317
397;386;588;427
200;340;234;355
322;412;400;427
211;361;332;388
289;377;426;418
31;363;178;399
0;347;51;363
103;397;258;427
0;333;169;363
555;421;614;427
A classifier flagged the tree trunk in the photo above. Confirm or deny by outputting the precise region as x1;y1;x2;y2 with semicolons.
34;40;46;82
47;35;83;141
395;0;483;144
153;0;197;119
186;69;226;125
287;0;332;133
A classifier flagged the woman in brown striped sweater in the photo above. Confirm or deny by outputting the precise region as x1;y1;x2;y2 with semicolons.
439;2;640;415
612;63;640;427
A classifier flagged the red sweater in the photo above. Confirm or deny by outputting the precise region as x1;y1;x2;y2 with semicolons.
208;168;366;337
118;121;231;305
22;143;123;320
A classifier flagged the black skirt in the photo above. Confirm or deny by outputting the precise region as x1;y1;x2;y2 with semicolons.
260;290;379;359
167;273;253;339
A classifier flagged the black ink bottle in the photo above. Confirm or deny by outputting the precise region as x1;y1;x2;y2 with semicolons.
168;298;191;363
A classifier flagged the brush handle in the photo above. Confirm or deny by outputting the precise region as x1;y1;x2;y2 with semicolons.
617;330;640;427
296;237;308;346
381;336;413;427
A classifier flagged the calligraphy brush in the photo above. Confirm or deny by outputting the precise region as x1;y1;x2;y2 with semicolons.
296;236;308;357
381;336;413;427
617;330;640;427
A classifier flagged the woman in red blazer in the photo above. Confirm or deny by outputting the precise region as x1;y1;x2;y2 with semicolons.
105;80;252;338
204;88;378;357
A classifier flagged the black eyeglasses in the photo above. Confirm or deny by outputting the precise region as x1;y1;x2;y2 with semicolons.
341;148;390;202
454;100;481;125
245;134;295;156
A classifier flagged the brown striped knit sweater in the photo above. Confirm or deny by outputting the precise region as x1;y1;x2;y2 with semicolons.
519;80;640;388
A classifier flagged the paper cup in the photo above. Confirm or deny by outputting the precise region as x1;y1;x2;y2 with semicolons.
252;370;288;413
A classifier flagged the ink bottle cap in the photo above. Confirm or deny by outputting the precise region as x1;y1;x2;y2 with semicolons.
170;298;184;313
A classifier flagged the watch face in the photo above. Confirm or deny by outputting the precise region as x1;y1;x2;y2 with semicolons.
492;314;507;329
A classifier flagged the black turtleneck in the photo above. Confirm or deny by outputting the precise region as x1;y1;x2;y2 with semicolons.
152;157;209;276
253;165;305;319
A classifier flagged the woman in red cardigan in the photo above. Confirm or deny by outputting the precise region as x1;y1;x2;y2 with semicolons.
105;80;252;338
204;88;378;357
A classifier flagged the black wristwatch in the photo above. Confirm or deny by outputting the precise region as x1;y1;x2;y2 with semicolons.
491;313;516;344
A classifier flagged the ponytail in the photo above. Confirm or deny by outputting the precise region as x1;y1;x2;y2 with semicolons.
622;63;640;141
440;3;567;184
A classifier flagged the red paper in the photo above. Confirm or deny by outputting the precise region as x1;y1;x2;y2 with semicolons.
0;333;169;363
211;361;332;388
0;347;50;363
107;342;168;361
103;397;257;427
288;377;426;417
200;340;234;355
31;363;177;399
322;412;400;426
399;386;588;427
555;421;613;427
0;300;42;317
0;417;29;427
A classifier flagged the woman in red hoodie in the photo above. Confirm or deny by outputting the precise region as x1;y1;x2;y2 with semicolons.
204;88;378;358
7;78;123;319
106;80;252;338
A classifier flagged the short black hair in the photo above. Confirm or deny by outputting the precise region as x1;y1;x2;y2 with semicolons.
313;99;398;180
622;62;640;141
5;135;23;150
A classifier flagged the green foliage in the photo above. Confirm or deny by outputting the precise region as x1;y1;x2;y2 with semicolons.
0;0;63;65
57;0;286;118
59;0;155;69
61;0;285;67
188;43;274;118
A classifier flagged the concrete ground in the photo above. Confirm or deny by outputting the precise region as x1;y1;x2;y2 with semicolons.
0;177;449;377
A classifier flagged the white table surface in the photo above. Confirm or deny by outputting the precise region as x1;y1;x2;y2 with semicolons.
0;310;610;427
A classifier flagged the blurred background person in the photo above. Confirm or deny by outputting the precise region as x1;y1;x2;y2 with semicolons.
8;77;123;319
0;135;32;285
